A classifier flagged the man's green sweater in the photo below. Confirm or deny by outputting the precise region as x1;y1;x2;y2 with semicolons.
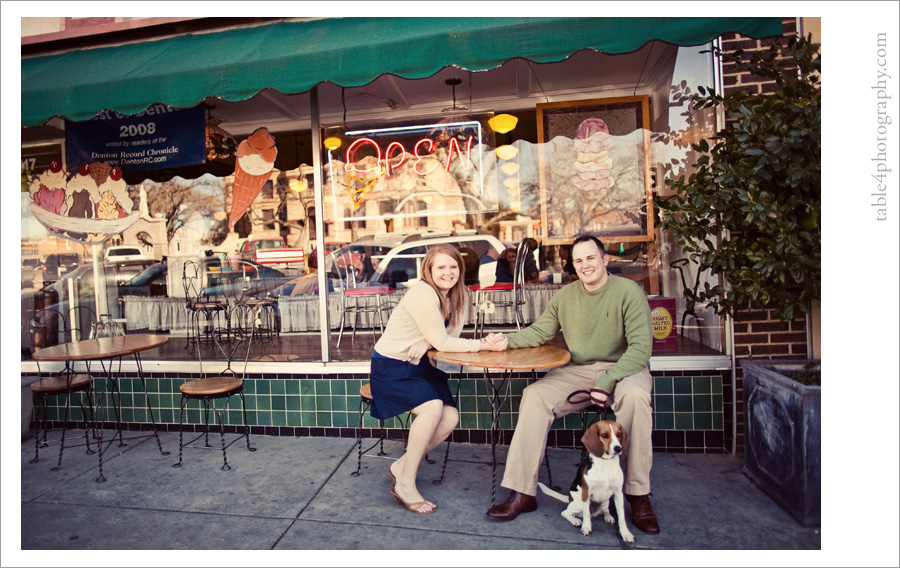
506;275;652;393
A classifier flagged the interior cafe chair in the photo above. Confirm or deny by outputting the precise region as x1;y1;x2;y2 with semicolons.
332;251;395;348
182;259;229;352
468;238;531;338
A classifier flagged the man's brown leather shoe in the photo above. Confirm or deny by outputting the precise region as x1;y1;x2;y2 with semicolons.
486;490;537;521
625;493;660;534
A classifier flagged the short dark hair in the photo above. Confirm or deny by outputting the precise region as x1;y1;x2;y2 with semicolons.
572;234;607;256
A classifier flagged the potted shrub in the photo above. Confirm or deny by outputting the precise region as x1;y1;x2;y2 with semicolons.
740;359;820;526
657;35;821;526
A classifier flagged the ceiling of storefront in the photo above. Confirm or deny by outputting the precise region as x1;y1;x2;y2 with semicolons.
207;42;679;137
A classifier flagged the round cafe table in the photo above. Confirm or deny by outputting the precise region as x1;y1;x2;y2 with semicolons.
33;334;170;482
427;344;571;505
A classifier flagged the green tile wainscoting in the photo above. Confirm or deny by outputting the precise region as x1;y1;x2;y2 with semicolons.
22;370;730;453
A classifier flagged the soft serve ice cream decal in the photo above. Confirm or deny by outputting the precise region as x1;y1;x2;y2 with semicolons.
228;127;277;229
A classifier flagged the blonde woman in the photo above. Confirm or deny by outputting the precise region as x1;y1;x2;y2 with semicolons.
368;244;507;514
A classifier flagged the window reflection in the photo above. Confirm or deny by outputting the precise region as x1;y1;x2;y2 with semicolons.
21;44;727;361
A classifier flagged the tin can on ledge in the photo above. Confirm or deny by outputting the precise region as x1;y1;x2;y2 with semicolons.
647;296;677;351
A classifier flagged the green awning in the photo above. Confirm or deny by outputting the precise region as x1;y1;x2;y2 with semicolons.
21;17;783;126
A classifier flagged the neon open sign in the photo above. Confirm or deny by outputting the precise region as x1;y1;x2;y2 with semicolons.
326;120;488;221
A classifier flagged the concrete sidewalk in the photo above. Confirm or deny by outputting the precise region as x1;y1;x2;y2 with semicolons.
17;428;820;560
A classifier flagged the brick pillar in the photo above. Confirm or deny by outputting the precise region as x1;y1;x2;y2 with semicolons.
720;18;799;97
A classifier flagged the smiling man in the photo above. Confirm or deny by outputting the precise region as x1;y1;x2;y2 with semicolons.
484;234;659;534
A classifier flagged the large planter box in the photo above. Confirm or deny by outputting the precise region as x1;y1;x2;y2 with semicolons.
741;359;821;527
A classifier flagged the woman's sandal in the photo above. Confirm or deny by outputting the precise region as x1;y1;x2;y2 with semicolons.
390;488;436;514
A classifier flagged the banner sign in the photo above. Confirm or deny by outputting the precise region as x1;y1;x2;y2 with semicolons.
65;104;206;171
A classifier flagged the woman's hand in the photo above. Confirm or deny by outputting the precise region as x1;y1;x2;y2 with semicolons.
479;333;508;351
407;339;431;361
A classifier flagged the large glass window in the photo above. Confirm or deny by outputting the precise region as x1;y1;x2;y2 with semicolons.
21;42;726;362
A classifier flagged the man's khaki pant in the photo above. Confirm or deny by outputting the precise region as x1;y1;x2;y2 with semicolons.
500;361;653;497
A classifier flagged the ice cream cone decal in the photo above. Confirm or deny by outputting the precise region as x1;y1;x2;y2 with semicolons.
346;175;377;208
229;127;277;229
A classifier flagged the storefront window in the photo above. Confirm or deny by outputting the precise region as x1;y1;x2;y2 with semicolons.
21;42;727;362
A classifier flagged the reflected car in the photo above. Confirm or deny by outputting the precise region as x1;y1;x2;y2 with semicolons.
271;273;337;297
25;263;123;352
41;253;81;285
109;259;156;285
118;262;169;297
325;230;505;289
323;241;348;254
200;259;290;298
105;246;149;263
22;257;42;288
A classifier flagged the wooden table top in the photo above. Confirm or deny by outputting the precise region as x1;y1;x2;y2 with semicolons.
428;344;571;371
32;334;169;362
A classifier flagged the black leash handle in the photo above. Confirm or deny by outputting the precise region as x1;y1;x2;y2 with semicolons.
567;389;610;419
566;389;593;405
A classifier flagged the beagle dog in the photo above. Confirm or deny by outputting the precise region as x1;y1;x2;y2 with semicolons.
538;420;634;543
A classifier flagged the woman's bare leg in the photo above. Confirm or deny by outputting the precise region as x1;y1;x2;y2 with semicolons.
391;401;458;512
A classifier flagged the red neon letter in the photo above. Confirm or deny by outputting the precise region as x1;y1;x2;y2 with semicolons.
384;142;407;177
344;138;382;175
445;136;474;172
413;138;438;176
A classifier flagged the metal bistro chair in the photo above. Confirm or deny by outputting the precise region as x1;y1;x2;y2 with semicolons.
173;315;256;471
469;239;531;338
28;306;99;472
231;265;279;344
352;382;432;477
183;259;229;352
670;258;706;346
333;252;394;348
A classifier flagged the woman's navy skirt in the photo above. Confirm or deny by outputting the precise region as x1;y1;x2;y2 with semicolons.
368;351;455;420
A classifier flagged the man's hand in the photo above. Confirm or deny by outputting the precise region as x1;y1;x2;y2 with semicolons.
480;333;509;351
590;387;610;408
483;332;506;344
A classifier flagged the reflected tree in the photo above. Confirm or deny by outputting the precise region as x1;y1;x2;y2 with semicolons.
650;80;718;186
143;177;224;244
273;170;309;248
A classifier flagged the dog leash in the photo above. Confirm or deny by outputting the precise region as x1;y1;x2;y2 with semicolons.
567;390;609;420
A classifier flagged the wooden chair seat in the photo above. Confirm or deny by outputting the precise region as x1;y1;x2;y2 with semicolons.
180;376;243;397
191;300;227;310
31;373;92;394
360;383;373;400
241;298;276;307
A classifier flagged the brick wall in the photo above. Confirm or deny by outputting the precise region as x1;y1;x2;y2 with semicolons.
720;18;799;95
733;308;809;360
719;17;810;452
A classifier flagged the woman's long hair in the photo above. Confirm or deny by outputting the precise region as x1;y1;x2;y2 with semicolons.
420;244;470;327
